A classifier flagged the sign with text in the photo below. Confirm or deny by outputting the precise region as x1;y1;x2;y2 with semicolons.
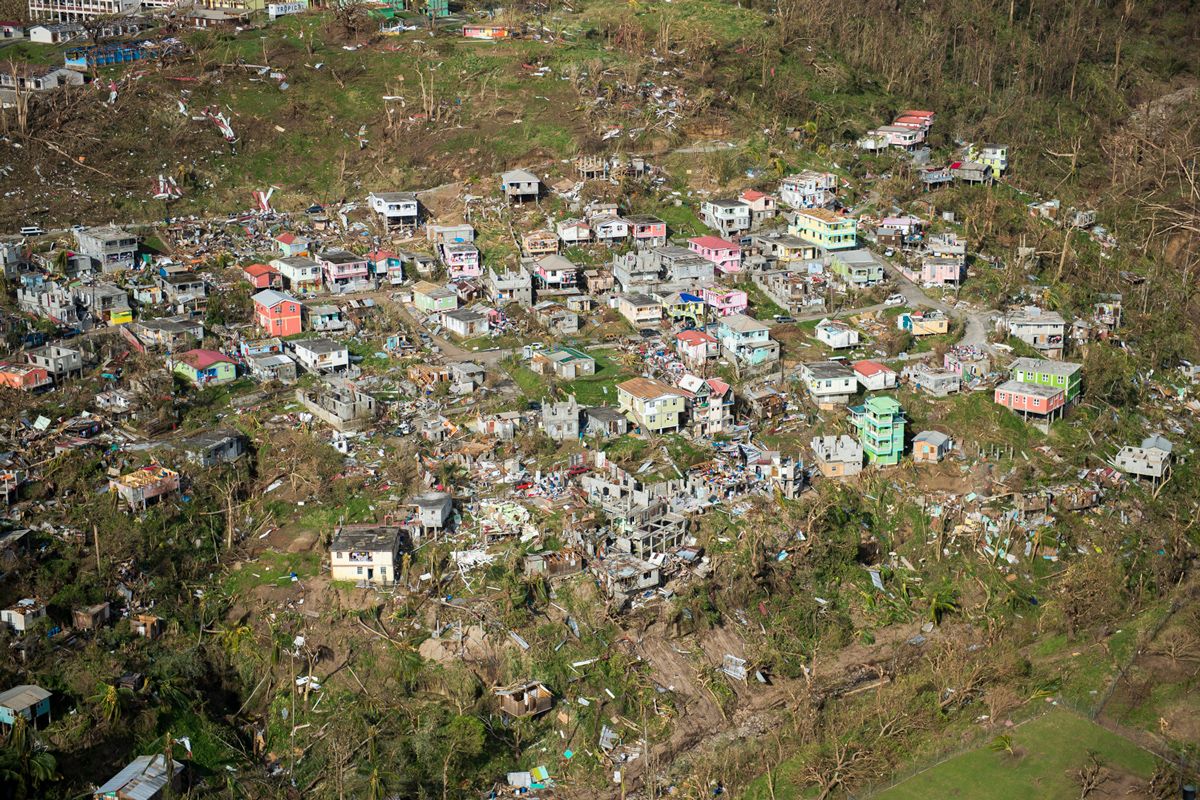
268;0;307;19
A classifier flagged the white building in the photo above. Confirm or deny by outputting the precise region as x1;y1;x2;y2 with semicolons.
288;339;349;373
799;361;857;408
329;524;405;586
814;318;860;350
778;171;838;209
28;0;137;22
699;200;751;237
367;191;420;232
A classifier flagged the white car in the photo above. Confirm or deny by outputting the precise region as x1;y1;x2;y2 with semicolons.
884;293;906;306
884;248;895;258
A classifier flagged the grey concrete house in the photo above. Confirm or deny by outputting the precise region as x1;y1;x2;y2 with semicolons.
25;344;82;379
486;266;533;307
811;435;863;478
501;169;540;202
542;395;581;441
74;225;138;273
411;492;453;536
1113;435;1173;482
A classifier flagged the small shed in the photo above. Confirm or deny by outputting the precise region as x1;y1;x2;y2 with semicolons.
73;602;111;631
494;681;553;718
912;430;953;463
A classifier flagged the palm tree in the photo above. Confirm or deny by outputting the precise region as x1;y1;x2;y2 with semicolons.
90;683;132;725
927;585;960;625
0;715;58;795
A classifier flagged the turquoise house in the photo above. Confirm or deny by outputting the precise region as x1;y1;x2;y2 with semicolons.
0;685;51;727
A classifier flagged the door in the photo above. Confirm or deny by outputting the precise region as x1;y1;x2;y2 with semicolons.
367;568;374;581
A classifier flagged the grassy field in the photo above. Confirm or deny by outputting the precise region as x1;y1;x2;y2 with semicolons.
873;710;1156;800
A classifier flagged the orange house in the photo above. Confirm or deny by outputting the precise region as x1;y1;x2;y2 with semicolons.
0;363;52;391
243;263;282;289
251;289;302;337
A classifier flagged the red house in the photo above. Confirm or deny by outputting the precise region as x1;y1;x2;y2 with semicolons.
243;263;282;289
0;363;52;391
251;289;302;337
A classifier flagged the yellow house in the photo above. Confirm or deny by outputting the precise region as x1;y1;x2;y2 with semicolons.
789;208;857;250
616;377;686;434
898;311;949;336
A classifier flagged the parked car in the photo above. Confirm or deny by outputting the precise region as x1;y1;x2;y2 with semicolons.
19;226;43;236
884;248;895;257
885;294;906;306
773;314;796;324
567;465;590;476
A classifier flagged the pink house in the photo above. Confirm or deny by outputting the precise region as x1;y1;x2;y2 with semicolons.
994;380;1065;427
675;330;719;366
443;244;482;279
627;216;667;248
702;287;748;317
900;258;964;286
688;235;742;274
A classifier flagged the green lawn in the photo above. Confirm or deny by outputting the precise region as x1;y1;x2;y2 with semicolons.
874;710;1156;800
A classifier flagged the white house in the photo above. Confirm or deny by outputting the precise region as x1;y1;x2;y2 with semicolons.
289;339;349;373
852;360;897;391
367;191;420;231
799;361;857;408
814;318;860;350
700;200;752;237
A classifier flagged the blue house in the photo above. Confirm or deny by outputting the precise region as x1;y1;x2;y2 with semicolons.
715;313;780;368
0;685;51;728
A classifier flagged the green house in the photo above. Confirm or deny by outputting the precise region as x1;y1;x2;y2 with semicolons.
1008;357;1081;402
426;0;449;17
850;395;905;466
173;349;238;387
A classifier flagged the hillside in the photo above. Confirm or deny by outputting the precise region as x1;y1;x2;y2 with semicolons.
0;2;1198;800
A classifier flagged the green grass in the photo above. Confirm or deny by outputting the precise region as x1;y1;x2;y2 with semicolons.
873;710;1156;800
224;550;321;596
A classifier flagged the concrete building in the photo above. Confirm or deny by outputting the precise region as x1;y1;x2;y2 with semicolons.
486;266;533;307
329;523;406;586
367;191;420;231
811;435;863;478
542;395;581;441
1113;435;1173;482
73;225;138;272
295;381;376;431
1000;306;1067;358
800;361;857;408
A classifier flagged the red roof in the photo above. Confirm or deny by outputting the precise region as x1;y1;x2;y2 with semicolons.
177;349;234;370
852;360;895;377
740;189;766;201
706;378;731;395
688;235;738;250
367;249;397;261
899;109;935;118
676;330;717;345
274;232;297;245
243;263;277;277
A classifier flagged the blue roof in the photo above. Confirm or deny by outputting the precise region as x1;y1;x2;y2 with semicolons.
679;292;704;303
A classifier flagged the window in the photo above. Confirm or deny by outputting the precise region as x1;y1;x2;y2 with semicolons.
356;566;363;575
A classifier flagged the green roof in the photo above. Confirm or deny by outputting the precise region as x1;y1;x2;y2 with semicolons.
863;395;902;414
